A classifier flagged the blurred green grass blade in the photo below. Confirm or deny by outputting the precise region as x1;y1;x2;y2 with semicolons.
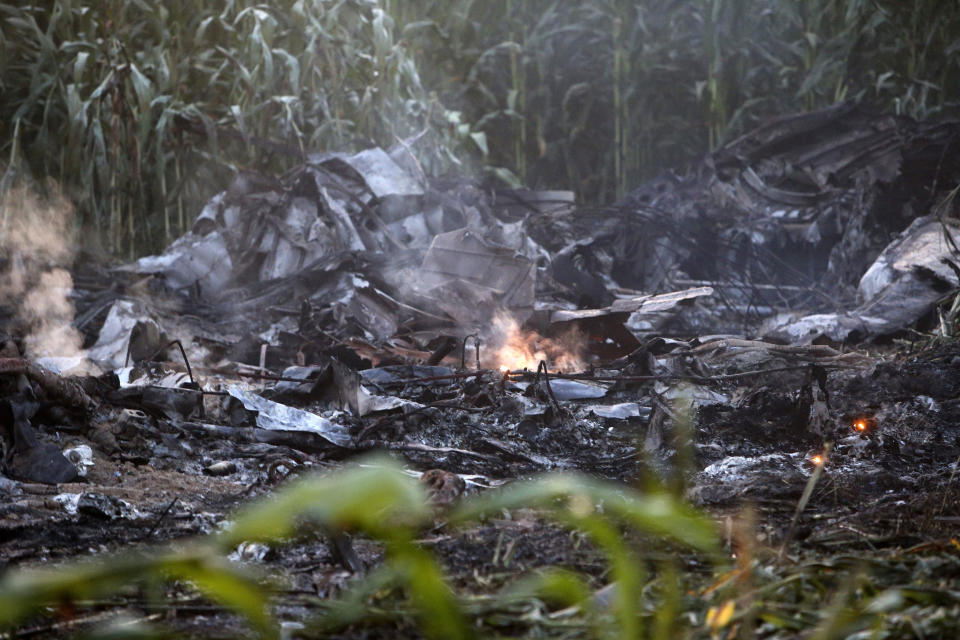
394;545;474;640
568;515;643;640
0;549;275;637
0;555;162;627
307;564;404;632
448;473;719;553
218;457;430;548
162;554;277;640
505;568;594;610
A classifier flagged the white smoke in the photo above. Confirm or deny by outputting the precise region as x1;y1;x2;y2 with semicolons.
0;182;88;367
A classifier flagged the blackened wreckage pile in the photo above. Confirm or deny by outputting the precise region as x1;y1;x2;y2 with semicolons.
1;103;960;630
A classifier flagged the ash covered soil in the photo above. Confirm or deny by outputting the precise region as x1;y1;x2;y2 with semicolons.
3;333;960;637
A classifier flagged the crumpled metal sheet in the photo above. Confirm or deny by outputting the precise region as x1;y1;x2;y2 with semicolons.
550;286;713;323
420;228;536;323
585;402;645;419
125;104;960;354
859;216;960;301
127;144;550;315
359;365;454;386
226;385;352;447
689;453;806;504
765;216;960;342
325;147;425;198
533;103;960;339
128;147;426;293
87;300;164;369
336;282;399;341
133;230;233;294
54;491;144;520
763;313;890;344
330;361;424;417
257;197;317;281
544;379;609;400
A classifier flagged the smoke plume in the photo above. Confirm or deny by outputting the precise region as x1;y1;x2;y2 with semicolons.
0;182;86;365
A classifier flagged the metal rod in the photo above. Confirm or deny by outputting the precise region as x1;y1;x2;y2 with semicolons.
535;360;561;414
461;334;481;369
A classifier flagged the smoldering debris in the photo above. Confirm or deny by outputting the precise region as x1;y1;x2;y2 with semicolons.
1;103;960;636
536;102;960;340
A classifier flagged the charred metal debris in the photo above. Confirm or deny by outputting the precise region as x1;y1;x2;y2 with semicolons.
1;103;960;571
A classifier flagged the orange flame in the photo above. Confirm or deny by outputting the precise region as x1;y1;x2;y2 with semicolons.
810;454;824;466
853;419;867;432
485;312;585;373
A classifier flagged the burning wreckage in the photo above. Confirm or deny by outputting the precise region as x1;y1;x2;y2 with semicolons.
2;102;960;607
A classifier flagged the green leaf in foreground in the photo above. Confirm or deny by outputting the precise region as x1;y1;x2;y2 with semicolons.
0;550;274;638
448;472;720;553
217;458;432;548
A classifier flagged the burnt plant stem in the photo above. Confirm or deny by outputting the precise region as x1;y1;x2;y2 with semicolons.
779;442;832;562
140;496;179;542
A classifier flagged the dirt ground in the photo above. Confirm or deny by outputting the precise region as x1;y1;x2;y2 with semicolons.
4;331;959;637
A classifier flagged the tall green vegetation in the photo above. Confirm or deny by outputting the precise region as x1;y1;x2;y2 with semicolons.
2;0;958;257
395;0;960;201
0;0;482;257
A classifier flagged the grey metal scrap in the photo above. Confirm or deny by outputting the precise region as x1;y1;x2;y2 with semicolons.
420;228;537;323
226;385;352;448
123;103;960;351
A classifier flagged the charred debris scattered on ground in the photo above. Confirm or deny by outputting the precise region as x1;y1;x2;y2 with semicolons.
2;102;960;637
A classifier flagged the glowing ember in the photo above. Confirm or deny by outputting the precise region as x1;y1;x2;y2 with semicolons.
485;312;585;372
811;454;824;466
853;419;867;432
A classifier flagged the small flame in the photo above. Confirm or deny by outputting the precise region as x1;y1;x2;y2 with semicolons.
853;419;867;432
485;312;585;372
811;454;824;466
